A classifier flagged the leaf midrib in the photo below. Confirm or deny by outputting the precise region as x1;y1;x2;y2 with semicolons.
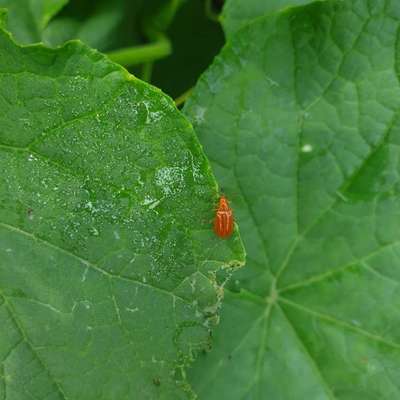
0;221;190;304
226;287;400;351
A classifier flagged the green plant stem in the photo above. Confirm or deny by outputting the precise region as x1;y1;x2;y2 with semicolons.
141;62;154;82
106;36;171;67
205;0;220;22
174;87;193;107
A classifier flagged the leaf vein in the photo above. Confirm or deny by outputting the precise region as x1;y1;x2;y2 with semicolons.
0;221;190;304
0;293;67;400
278;303;338;400
279;238;400;292
280;297;400;351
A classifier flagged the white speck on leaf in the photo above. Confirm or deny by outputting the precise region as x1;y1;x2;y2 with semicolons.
142;196;156;206
193;106;206;124
142;196;162;210
143;100;164;124
155;166;184;196
188;151;203;182
266;76;279;87
90;226;99;236
82;300;91;310
301;144;313;153
81;266;89;282
148;199;161;210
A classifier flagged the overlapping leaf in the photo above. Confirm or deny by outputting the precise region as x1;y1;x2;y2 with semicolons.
0;25;244;399
221;0;317;38
184;0;400;398
42;0;125;51
0;0;67;43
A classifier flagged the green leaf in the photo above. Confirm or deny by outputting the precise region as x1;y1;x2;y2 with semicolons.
0;27;245;399
41;1;185;68
105;0;181;70
42;0;125;51
0;0;67;43
221;0;318;38
184;0;400;398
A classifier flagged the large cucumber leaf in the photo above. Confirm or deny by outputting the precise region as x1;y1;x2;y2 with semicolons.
184;0;400;398
0;24;244;399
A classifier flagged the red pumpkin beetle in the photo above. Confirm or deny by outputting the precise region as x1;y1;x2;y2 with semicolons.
214;195;234;238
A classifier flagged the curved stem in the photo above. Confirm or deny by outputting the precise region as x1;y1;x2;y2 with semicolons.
106;35;171;67
174;87;193;107
205;0;220;22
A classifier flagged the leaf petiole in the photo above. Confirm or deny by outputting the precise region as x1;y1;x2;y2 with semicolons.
106;34;171;67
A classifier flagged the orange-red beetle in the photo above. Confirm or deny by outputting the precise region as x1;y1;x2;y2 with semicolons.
214;195;234;238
